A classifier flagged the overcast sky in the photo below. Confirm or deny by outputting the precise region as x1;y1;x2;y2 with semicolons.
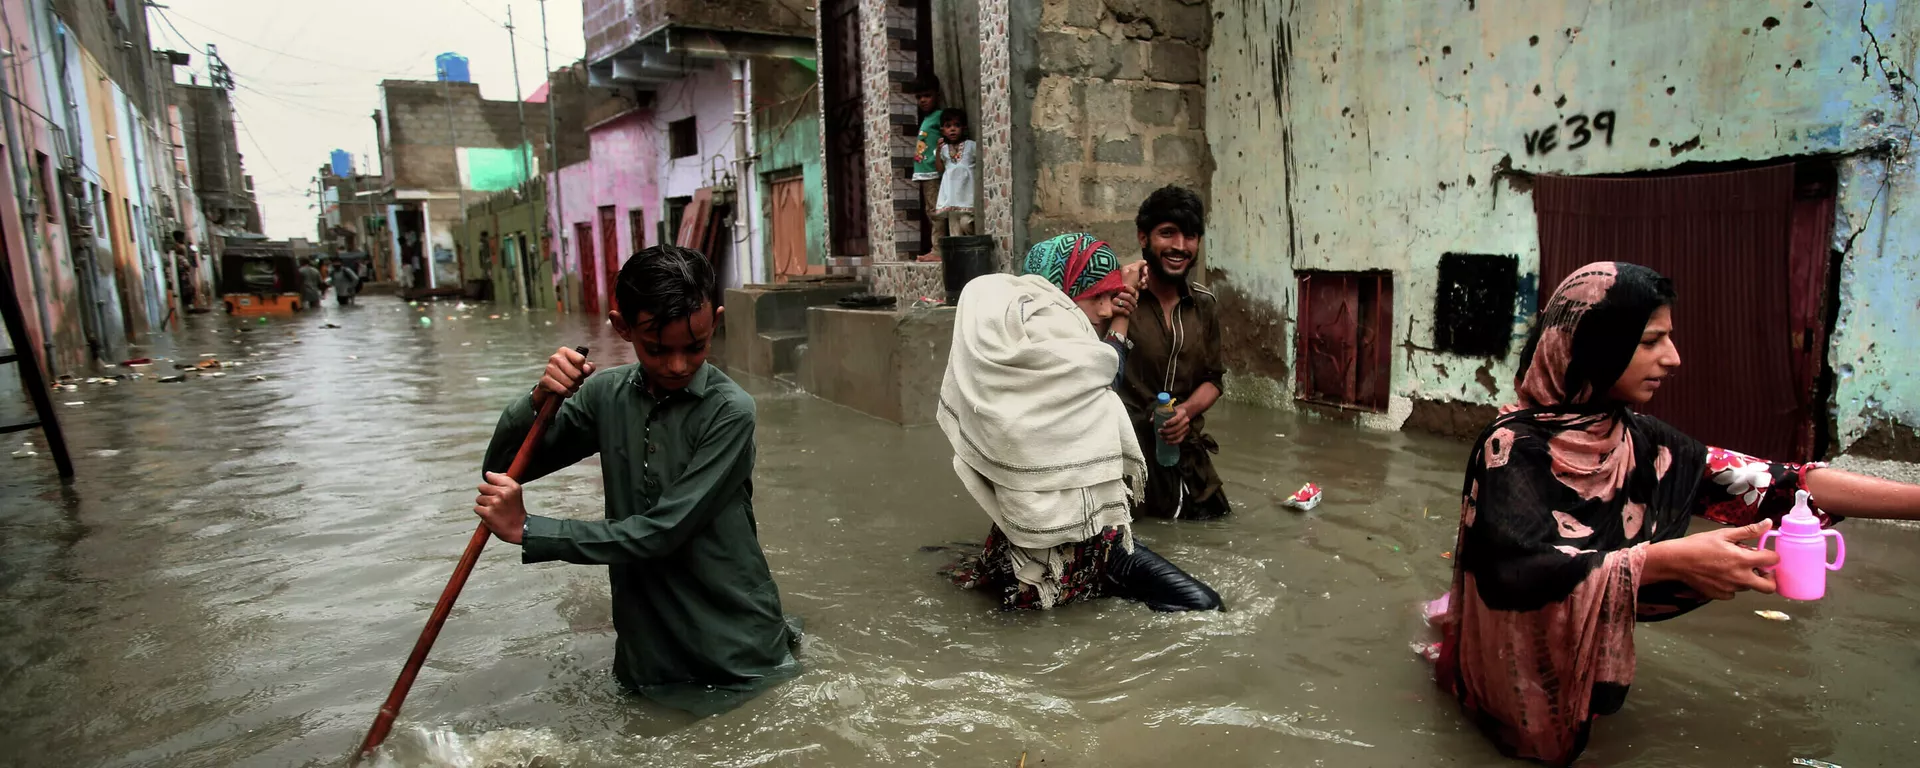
149;0;587;239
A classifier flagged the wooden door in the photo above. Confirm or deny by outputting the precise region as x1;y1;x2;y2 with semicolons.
821;0;868;257
770;175;808;281
576;222;598;315
1295;271;1393;411
599;206;620;288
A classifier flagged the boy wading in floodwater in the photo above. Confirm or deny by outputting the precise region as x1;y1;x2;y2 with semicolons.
472;245;798;714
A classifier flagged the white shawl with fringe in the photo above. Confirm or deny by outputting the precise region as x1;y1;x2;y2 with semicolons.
936;273;1144;606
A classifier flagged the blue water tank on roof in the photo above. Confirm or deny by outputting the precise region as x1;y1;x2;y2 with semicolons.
436;53;470;83
329;149;352;178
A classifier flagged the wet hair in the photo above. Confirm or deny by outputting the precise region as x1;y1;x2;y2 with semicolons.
907;75;941;95
614;244;717;332
1135;185;1206;238
940;108;969;129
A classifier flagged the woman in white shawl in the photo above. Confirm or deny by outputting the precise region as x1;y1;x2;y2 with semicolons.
939;234;1222;612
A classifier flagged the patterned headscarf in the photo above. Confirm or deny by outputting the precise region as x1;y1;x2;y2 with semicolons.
1022;233;1126;300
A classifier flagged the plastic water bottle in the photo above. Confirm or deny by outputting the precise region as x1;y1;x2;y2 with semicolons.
1758;490;1846;601
1152;392;1180;467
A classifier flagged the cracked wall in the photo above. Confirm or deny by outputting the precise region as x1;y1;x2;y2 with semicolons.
1209;0;1920;454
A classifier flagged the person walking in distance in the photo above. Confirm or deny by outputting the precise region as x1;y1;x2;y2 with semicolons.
1118;186;1231;520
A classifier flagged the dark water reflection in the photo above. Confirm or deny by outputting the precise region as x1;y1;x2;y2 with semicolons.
1;296;1914;767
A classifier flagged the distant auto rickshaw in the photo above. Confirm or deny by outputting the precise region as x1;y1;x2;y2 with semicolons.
220;251;306;316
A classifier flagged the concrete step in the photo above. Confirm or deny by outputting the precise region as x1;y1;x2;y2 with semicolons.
759;331;808;376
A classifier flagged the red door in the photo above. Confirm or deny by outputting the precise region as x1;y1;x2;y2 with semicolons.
599;206;620;290
1535;164;1821;461
576;222;598;315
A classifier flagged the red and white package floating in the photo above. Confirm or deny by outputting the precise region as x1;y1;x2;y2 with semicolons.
1284;482;1323;511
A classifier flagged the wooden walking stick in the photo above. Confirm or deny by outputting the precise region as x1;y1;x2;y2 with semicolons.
352;347;589;765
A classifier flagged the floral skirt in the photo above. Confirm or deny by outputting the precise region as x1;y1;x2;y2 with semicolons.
943;525;1123;610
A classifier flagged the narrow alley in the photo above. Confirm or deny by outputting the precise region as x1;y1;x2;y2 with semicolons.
3;299;1918;767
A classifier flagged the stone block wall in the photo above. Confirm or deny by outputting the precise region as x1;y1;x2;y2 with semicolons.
1025;0;1210;252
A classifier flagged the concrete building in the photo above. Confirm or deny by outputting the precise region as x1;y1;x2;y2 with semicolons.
374;69;553;297
556;0;816;315
0;0;213;380
1201;0;1920;462
815;0;1209;301
317;170;393;282
456;180;554;310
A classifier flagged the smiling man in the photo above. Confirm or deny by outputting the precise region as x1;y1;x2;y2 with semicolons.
472;244;798;714
1119;186;1231;520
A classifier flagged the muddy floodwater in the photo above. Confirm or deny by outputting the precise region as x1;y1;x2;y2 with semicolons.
3;296;1918;767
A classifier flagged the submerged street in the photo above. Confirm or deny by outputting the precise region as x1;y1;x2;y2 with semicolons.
3;297;1918;767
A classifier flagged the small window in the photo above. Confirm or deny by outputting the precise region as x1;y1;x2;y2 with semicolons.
628;208;645;253
34;152;55;222
1435;253;1519;357
668;118;697;159
1295;270;1394;412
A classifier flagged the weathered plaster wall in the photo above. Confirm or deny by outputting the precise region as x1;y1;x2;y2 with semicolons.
1209;0;1920;449
1027;0;1210;251
754;58;827;268
656;65;764;287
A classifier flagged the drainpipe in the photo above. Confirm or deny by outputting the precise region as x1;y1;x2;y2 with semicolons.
731;59;754;285
0;44;56;377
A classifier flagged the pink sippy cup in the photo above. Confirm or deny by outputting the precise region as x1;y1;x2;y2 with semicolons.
1758;490;1845;601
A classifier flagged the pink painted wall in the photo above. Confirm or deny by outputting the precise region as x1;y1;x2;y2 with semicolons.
548;111;658;314
654;65;764;288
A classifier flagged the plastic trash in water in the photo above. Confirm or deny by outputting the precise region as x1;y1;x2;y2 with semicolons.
1754;610;1791;622
1284;482;1323;511
1792;759;1842;768
475;377;491;382
11;449;37;459
419;316;432;327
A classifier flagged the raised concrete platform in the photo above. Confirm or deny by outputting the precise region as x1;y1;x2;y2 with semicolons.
798;306;955;426
723;281;867;380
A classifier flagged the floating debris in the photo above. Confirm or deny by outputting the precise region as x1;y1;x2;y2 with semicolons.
1792;759;1842;768
489;314;501;320
58;384;77;391
1755;610;1791;622
249;375;268;382
321;322;342;329
92;449;121;458
119;357;152;367
1441;551;1453;559
64;401;84;406
200;353;218;358
207;372;227;378
1284;482;1323;511
475;376;491;382
11;449;37;458
420;317;432;327
158;375;186;383
347;355;360;360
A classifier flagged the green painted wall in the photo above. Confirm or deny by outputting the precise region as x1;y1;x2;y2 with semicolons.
462;145;537;192
455;182;555;309
754;59;826;269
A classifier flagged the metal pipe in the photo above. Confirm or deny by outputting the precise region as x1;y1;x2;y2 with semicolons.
505;6;532;310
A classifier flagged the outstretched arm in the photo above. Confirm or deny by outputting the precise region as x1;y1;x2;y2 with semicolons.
1804;467;1920;520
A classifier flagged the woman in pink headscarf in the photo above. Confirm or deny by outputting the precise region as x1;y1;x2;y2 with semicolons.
1434;262;1920;765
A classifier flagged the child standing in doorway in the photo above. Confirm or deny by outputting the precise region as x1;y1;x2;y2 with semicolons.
934;109;976;238
909;76;945;262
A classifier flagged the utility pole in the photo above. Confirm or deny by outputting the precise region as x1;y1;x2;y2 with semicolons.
440;62;465;292
538;0;568;311
506;4;533;309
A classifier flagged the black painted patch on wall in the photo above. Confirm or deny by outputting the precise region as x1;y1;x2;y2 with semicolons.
1435;253;1519;357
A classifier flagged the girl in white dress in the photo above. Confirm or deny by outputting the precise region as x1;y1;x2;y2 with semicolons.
935;109;977;237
